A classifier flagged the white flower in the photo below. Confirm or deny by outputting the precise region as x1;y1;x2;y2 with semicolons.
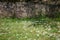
57;22;60;24
26;33;28;35
48;28;51;31
27;38;32;40
24;36;27;38
49;34;53;36
36;30;40;33
34;39;36;40
58;31;60;32
30;30;33;32
42;31;47;35
36;34;40;37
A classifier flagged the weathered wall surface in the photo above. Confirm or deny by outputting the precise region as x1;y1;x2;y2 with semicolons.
0;1;60;18
0;2;15;18
15;2;48;18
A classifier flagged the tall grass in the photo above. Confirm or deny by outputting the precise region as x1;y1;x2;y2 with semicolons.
0;17;60;40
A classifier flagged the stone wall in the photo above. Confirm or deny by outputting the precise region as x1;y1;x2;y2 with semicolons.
0;2;60;18
0;2;15;18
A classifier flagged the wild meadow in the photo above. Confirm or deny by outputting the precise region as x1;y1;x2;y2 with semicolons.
0;17;60;40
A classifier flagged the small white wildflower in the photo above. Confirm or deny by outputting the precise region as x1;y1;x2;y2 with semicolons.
36;34;40;37
27;38;32;40
57;22;60;24
48;28;51;31
30;30;33;32
24;36;27;38
42;31;47;35
49;34;53;36
58;31;60;32
26;33;28;35
36;30;40;33
34;39;36;40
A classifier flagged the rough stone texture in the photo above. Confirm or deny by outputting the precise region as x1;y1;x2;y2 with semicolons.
14;2;49;18
0;2;15;18
15;2;28;18
0;1;60;18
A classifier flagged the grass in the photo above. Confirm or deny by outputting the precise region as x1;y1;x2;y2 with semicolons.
0;17;60;40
